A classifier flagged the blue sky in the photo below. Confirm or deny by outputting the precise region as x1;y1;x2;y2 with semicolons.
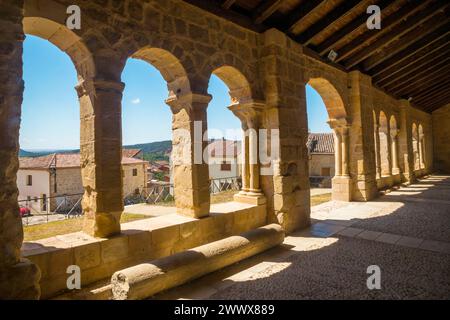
21;35;330;150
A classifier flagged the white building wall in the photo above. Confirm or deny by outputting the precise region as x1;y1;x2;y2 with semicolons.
17;169;50;212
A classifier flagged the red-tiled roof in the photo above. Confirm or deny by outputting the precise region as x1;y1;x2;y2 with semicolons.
19;153;148;169
122;148;142;158
307;133;334;154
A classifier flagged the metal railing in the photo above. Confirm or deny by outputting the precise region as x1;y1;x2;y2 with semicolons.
210;176;241;194
19;193;83;226
124;176;242;206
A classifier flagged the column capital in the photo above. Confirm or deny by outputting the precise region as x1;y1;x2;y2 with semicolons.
165;92;212;114
228;100;265;129
75;78;125;98
390;128;400;138
327;117;351;131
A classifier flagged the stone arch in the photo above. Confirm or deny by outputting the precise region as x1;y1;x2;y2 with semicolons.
210;65;253;105
23;1;95;82
131;47;191;98
307;77;348;122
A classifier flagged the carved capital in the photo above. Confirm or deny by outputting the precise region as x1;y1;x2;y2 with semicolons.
228;101;265;129
165;92;212;115
75;78;125;98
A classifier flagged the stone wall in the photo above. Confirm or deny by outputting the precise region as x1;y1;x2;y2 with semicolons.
0;0;441;299
432;104;450;173
122;163;148;197
309;154;334;177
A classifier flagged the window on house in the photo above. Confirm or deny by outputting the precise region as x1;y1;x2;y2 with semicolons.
26;175;32;186
221;162;231;171
321;167;331;176
132;168;138;176
134;188;140;195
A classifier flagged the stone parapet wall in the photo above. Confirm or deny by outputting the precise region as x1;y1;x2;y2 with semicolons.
22;202;266;299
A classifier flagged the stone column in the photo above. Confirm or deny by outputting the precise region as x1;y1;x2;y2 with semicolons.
374;122;382;180
419;134;425;170
240;123;250;193
166;93;211;218
0;0;40;299
391;129;400;175
76;79;125;238
329;119;352;201
229;102;266;205
333;129;342;176
341;126;350;176
397;100;415;183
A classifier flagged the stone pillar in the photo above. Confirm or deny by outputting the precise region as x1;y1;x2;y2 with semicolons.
76;79;125;238
166;93;211;218
329;120;352;201
240;123;250;193
347;71;378;200
341;126;350;176
229;102;266;205
398;100;416;183
374;122;382;180
0;0;40;299
391;129;400;175
419;134;425;170
333;129;342;176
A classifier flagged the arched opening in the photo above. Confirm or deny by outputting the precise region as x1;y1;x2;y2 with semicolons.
306;77;349;202
418;124;425;171
378;111;390;177
412;123;420;171
389;115;400;176
373;110;381;180
207;66;253;202
19;17;95;241
120;47;192;215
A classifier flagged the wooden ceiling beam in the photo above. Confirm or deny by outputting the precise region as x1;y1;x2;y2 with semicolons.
253;0;284;25
392;68;450;97
376;48;450;88
414;87;450;106
371;31;450;82
222;0;237;10
416;93;450;112
334;0;429;63
393;72;450;98
362;8;450;71
410;79;450;101
316;0;394;56
296;0;362;46
282;0;326;33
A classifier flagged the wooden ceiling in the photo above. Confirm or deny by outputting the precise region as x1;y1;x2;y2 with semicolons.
184;0;450;113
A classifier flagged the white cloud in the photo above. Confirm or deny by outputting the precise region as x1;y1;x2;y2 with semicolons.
131;98;141;104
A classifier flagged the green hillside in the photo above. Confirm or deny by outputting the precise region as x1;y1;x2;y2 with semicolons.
20;140;172;161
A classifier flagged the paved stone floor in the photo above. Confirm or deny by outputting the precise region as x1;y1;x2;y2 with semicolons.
155;175;450;300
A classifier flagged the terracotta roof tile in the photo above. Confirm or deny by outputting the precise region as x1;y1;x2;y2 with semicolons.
307;133;334;154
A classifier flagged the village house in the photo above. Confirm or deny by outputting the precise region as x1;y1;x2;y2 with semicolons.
307;133;335;188
18;151;148;213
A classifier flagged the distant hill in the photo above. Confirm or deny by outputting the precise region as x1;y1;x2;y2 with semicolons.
123;140;171;154
20;140;173;161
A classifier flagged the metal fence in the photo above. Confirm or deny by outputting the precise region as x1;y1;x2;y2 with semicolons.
124;176;242;206
19;193;83;226
210;176;241;194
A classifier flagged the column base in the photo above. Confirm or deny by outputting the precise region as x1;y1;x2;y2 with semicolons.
234;191;267;205
332;176;352;202
0;258;41;299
